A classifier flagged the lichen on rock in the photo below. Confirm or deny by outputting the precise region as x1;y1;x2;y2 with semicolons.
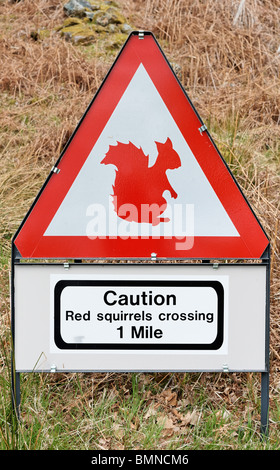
63;0;98;18
58;0;133;46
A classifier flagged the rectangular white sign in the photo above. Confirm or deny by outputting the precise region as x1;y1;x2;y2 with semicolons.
14;263;267;372
54;280;224;350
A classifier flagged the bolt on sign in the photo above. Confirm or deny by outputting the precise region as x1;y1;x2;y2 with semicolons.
11;31;270;435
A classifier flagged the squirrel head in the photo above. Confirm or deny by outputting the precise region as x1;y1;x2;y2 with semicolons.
155;138;181;170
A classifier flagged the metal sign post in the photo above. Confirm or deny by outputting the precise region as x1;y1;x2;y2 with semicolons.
261;245;270;437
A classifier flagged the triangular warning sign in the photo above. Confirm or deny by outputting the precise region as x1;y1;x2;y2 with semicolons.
14;31;268;259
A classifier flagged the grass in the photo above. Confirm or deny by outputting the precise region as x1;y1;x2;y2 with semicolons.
1;369;279;450
0;0;280;451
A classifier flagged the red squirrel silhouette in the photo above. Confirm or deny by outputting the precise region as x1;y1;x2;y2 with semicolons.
101;138;181;226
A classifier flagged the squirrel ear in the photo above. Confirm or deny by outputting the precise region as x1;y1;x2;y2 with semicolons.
155;138;173;151
155;141;162;152
165;137;173;148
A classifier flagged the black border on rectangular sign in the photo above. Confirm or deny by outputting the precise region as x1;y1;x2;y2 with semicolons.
54;280;224;350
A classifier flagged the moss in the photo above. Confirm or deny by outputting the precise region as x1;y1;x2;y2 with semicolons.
88;1;121;11
57;0;132;46
60;17;84;27
30;28;51;41
106;32;128;50
59;22;97;44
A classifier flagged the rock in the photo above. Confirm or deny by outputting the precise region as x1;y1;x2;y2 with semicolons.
84;11;95;20
58;18;97;44
108;23;117;33
59;0;133;47
96;7;126;25
64;0;94;18
61;17;84;27
121;23;132;34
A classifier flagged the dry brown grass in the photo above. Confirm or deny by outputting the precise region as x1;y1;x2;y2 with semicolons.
0;0;279;448
0;0;108;242
138;0;280;126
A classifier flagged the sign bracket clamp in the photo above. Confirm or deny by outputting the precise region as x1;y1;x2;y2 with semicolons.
51;166;60;174
198;123;207;134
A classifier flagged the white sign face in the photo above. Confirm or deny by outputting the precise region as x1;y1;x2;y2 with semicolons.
14;263;267;372
45;64;237;240
54;280;224;350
